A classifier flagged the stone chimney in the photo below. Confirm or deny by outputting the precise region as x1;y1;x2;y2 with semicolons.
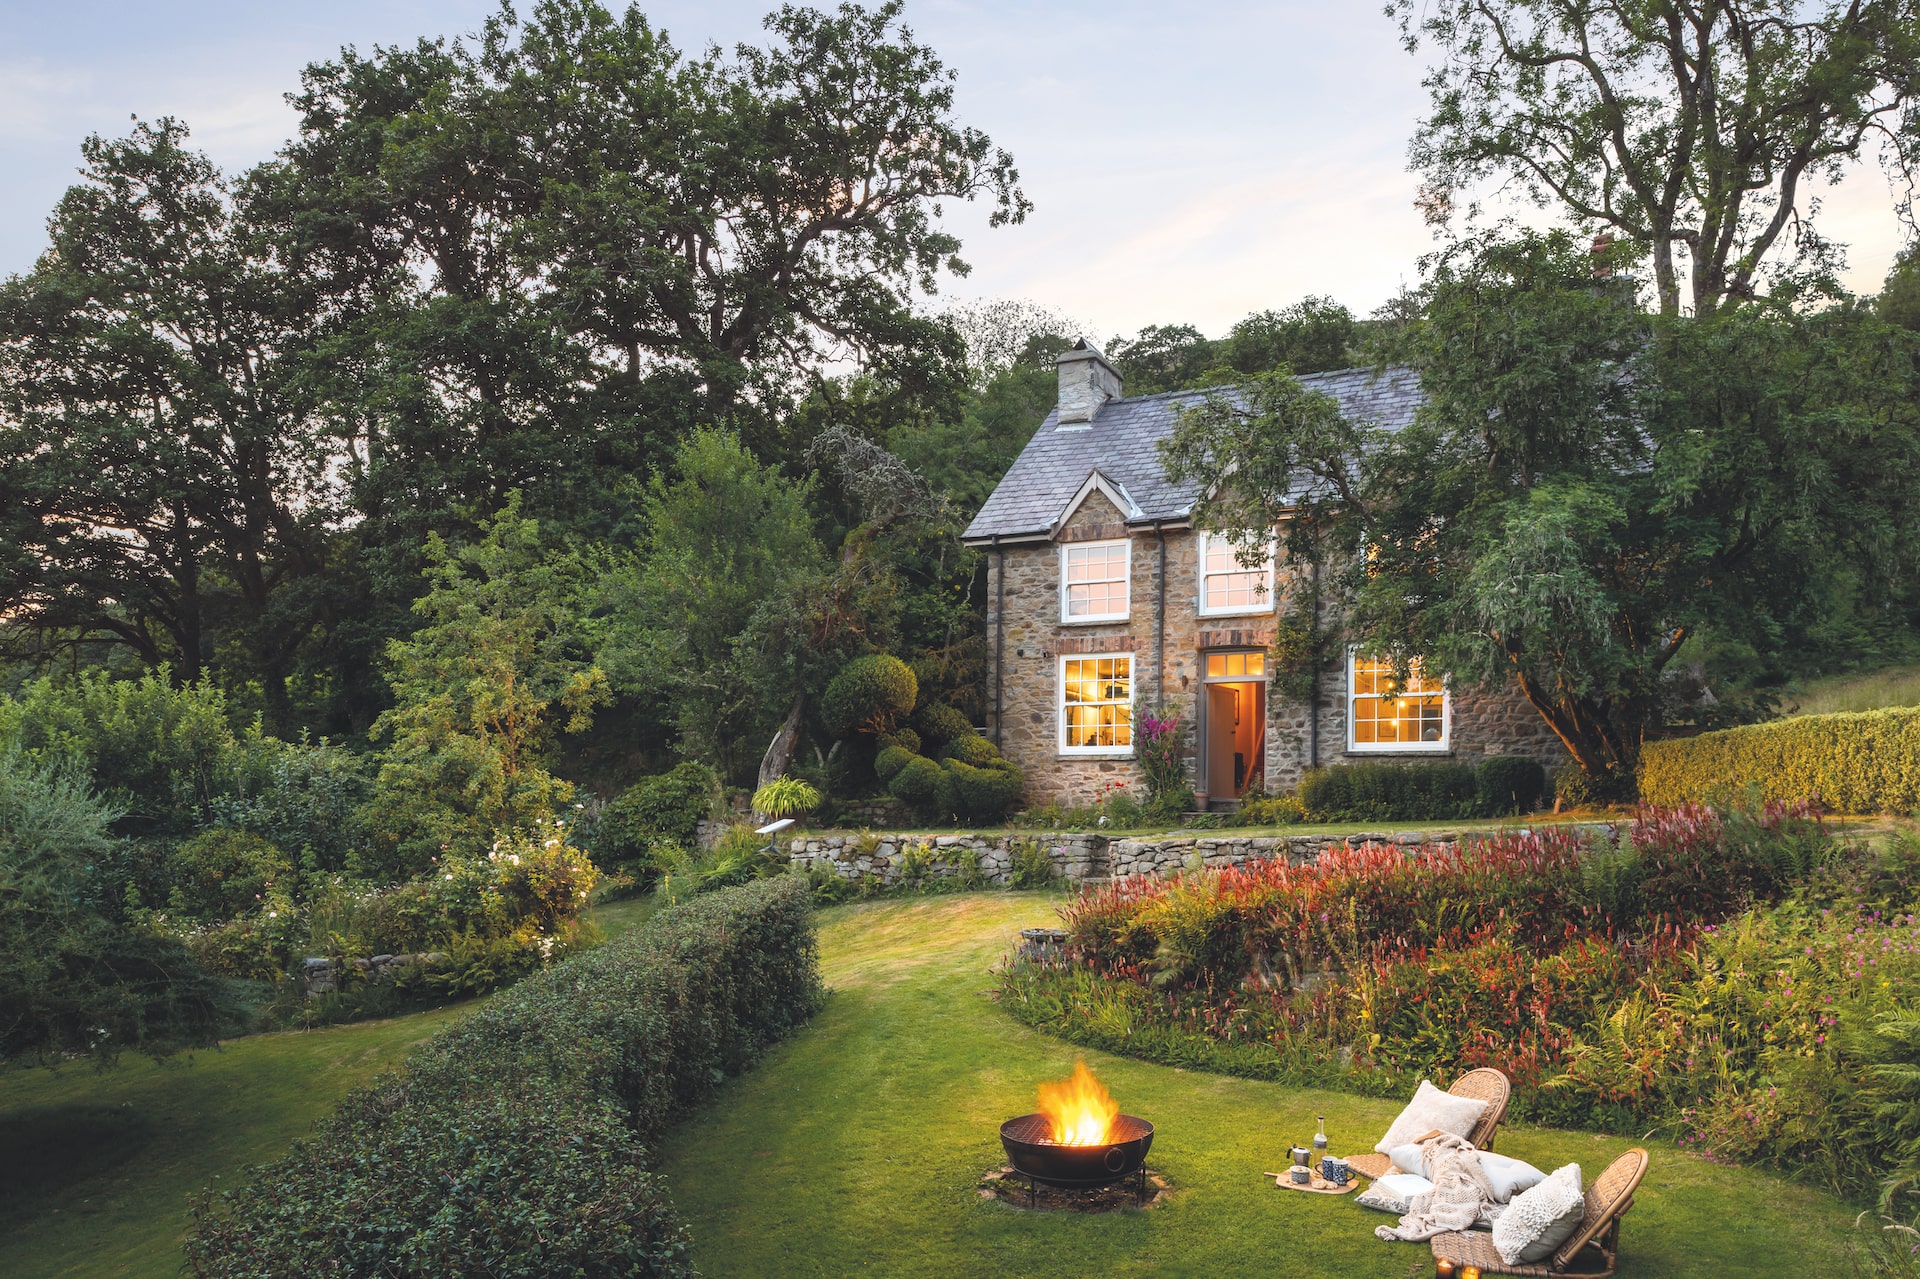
1056;338;1123;427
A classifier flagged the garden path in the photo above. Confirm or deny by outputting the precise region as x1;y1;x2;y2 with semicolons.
654;892;1857;1279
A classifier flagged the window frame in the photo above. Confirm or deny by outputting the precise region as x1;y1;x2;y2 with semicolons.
1058;538;1132;625
1346;649;1451;754
1196;530;1276;618
1057;652;1135;757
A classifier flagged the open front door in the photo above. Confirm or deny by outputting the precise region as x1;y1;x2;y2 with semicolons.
1201;651;1266;801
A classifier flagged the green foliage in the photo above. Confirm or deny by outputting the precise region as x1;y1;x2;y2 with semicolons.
935;758;1024;825
1298;760;1482;822
1237;791;1307;826
939;732;998;767
873;745;915;783
185;876;821;1276
822;654;918;738
912;700;972;745
752;777;820;820
365;495;609;880
1640;707;1920;814
0;752;222;1066
1477;755;1549;816
875;727;922;755
886;754;942;808
598;763;722;869
1007;837;1059;889
167;830;294;922
209;737;371;875
653;824;778;906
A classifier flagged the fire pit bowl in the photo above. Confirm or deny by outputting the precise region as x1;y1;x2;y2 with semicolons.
999;1112;1155;1190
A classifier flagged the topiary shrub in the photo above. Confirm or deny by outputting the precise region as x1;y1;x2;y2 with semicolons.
938;759;1024;825
914;701;972;746
1477;755;1549;816
887;754;943;810
940;733;1000;767
873;745;915;783
821;655;917;738
186;877;820;1277
875;727;921;756
598;762;721;865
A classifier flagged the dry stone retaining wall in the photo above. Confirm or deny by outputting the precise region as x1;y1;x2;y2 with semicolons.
787;827;1471;887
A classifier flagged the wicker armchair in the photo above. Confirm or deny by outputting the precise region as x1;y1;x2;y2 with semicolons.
1345;1068;1511;1181
1428;1147;1649;1278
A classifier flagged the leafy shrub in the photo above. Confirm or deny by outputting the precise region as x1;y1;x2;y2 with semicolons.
873;745;914;783
209;737;370;874
599;762;721;864
1477;755;1548;815
822;655;917;737
940;732;999;767
652;823;778;905
937;759;1024;825
167;829;294;921
1009;837;1060;889
1299;760;1481;821
752;776;820;819
913;700;972;746
1639;706;1920;813
876;728;921;755
186;877;821;1277
1136;708;1189;809
1238;791;1306;825
887;754;943;808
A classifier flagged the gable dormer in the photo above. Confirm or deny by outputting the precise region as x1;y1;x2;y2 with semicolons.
1052;469;1142;540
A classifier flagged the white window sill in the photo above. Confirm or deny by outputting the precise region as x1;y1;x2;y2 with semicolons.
1198;604;1274;619
1059;614;1131;626
1057;751;1136;760
1346;743;1452;754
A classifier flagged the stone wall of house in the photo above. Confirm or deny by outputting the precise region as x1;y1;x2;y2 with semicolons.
787;827;1467;886
983;516;1568;810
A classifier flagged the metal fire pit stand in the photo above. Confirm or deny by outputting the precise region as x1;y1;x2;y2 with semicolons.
1005;1163;1149;1208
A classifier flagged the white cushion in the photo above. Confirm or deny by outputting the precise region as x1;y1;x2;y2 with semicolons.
1373;1079;1490;1155
1387;1142;1427;1177
1480;1151;1547;1203
1493;1162;1586;1264
1354;1172;1434;1215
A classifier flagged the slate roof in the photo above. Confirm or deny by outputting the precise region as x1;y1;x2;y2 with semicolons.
960;365;1423;544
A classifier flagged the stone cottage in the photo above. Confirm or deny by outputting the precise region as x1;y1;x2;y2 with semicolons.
960;340;1565;809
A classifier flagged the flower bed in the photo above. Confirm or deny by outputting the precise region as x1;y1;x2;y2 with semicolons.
1001;804;1920;1200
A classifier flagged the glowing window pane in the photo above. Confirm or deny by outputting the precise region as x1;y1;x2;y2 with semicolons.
1060;656;1132;749
1349;656;1446;749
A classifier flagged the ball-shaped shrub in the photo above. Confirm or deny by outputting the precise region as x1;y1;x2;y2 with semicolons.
914;701;973;746
937;759;1024;825
874;745;915;783
875;727;922;756
886;754;943;808
941;732;1000;767
822;655;918;737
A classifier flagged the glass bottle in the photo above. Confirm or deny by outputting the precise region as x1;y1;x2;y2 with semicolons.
1312;1116;1329;1165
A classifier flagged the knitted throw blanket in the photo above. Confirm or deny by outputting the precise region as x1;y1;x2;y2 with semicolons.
1373;1133;1496;1243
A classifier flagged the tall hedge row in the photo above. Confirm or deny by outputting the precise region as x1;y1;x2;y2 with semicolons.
1638;706;1920;813
186;876;822;1278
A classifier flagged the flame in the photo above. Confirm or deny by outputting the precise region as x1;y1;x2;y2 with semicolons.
1036;1059;1119;1146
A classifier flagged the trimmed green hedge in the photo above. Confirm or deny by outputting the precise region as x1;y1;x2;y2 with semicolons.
1298;756;1548;822
186;876;822;1277
1638;706;1920;813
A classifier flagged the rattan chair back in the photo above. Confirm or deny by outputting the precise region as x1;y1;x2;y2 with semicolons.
1551;1147;1648;1271
1450;1067;1511;1150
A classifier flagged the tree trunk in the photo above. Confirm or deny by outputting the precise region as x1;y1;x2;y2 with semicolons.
758;694;806;790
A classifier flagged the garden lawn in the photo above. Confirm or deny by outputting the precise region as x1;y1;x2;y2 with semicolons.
0;1006;464;1279
654;893;1860;1279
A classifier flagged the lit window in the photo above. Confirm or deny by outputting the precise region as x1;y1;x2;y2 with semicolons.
1199;532;1274;616
1061;540;1130;622
1349;653;1448;751
1204;651;1265;679
1059;655;1132;752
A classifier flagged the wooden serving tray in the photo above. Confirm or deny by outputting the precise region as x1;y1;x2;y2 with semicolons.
1263;1169;1360;1195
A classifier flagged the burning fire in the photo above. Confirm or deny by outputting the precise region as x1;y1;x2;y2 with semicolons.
1037;1059;1120;1146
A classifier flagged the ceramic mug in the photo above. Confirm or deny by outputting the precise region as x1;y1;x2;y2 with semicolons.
1319;1156;1351;1186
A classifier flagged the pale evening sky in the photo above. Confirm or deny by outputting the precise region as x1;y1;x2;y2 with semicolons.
1;0;1911;341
